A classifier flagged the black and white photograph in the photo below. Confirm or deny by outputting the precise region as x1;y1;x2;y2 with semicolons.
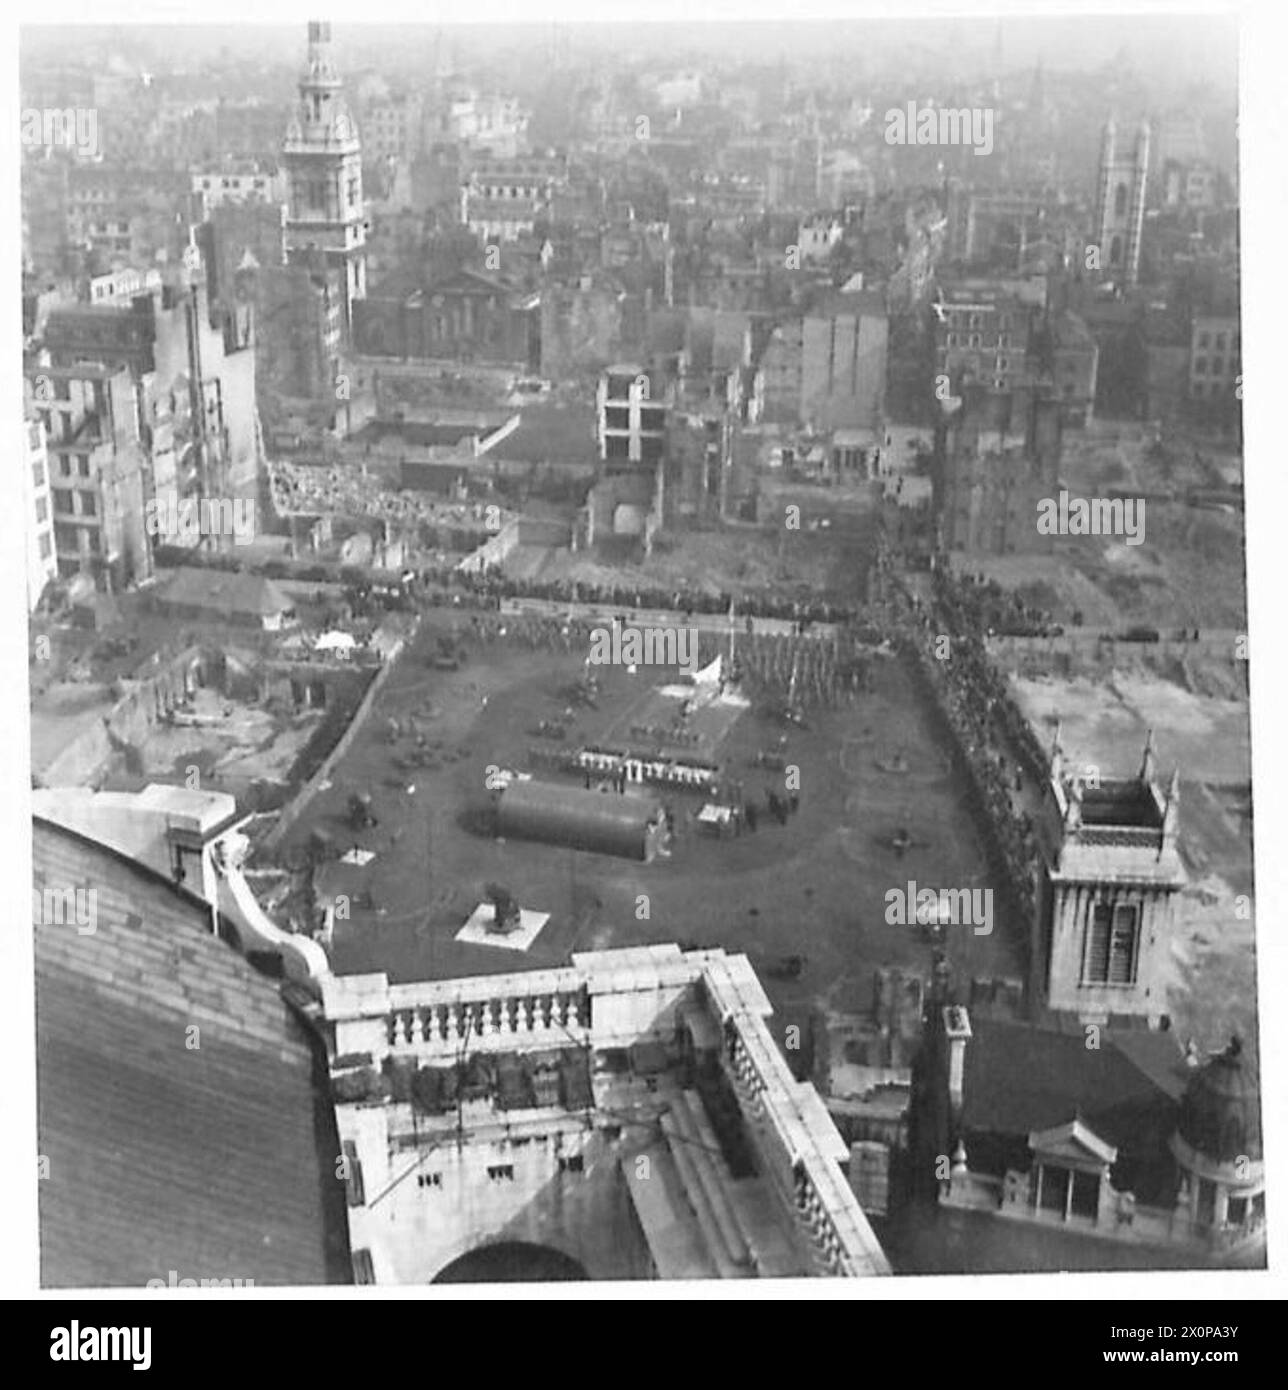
8;0;1285;1322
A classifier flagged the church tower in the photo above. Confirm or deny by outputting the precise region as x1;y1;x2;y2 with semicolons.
1093;117;1150;286
282;21;366;336
1030;729;1186;1028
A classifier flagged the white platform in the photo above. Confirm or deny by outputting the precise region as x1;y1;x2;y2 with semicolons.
455;902;551;953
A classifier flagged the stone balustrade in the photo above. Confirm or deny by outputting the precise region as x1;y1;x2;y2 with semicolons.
708;957;888;1276
945;1162;1267;1256
384;987;589;1053
320;945;893;1276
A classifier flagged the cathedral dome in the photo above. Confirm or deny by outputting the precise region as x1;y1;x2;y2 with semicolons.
1177;1036;1262;1165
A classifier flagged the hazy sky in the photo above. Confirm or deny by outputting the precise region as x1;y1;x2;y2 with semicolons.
21;13;1238;90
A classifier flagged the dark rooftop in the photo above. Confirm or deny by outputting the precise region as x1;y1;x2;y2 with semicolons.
159;567;295;618
487;403;598;466
34;819;349;1287
498;779;663;830
961;1017;1188;1157
1077;781;1163;829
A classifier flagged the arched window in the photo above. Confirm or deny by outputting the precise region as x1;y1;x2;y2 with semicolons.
1114;183;1128;218
1110;235;1123;266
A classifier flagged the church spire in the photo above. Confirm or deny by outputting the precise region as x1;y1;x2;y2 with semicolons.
281;20;366;337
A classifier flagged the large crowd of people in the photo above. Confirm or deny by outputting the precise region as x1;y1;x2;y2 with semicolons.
895;571;1045;929
930;567;1052;782
932;564;1064;640
161;515;862;629
413;563;858;627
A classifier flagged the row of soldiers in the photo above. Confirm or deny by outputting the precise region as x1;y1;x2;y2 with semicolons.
444;611;885;717
462;612;600;653
732;631;873;709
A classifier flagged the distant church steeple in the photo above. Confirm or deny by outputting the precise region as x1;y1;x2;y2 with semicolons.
1094;116;1150;287
282;21;367;335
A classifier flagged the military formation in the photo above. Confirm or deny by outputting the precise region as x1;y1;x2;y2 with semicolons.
732;631;874;710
